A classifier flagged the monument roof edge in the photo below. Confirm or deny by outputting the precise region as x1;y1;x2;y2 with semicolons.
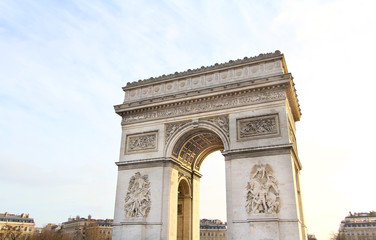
123;50;284;89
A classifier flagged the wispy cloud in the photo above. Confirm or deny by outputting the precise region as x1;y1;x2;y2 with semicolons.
1;0;376;239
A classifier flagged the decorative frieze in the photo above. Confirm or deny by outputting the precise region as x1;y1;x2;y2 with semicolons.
237;114;279;140
126;131;158;153
122;88;285;124
246;163;280;214
124;172;151;218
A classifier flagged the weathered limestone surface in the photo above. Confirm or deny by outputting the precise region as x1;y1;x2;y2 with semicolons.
112;51;306;240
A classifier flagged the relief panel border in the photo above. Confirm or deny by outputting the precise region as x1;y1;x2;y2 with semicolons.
125;131;159;154
236;114;280;141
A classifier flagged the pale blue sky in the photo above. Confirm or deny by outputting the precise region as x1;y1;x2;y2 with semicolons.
1;1;376;239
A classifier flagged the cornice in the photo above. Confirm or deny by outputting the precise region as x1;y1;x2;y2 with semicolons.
222;143;302;170
222;144;293;160
124;50;283;89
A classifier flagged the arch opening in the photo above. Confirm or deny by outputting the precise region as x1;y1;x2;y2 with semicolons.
171;128;224;171
177;179;192;240
173;128;226;240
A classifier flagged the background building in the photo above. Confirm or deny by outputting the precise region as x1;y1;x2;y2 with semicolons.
61;215;112;240
200;219;227;240
338;211;376;240
0;212;35;239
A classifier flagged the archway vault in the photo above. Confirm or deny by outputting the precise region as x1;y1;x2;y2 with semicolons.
165;119;229;172
173;129;223;171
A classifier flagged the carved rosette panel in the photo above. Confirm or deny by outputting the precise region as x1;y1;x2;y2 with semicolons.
204;116;229;137
246;163;280;214
165;121;189;144
124;172;151;218
237;114;279;140
126;131;158;153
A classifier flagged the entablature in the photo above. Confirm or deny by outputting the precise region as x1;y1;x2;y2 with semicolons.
114;52;301;124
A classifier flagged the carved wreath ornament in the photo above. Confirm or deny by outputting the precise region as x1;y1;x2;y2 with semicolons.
124;172;151;218
246;163;280;214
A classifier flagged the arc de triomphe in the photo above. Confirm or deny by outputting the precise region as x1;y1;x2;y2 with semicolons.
112;51;306;240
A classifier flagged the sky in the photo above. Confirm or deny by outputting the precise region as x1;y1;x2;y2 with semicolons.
1;0;376;239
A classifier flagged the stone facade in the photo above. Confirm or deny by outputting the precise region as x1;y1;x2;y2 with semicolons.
200;219;227;240
0;212;35;239
113;51;306;240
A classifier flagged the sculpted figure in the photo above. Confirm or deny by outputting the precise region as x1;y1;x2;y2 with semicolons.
124;172;151;218
246;163;280;214
207;116;229;136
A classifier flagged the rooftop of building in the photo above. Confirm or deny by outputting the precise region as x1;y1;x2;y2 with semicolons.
342;222;376;227
0;212;34;223
346;211;376;218
200;219;227;229
339;211;376;230
62;215;113;225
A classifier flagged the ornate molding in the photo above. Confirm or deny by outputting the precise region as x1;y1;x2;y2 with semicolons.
126;131;158;153
237;114;279;140
121;88;285;124
124;172;151;218
124;51;283;89
246;163;280;214
178;171;192;183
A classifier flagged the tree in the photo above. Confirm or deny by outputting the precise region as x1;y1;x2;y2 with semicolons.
330;232;346;240
29;230;68;240
0;225;22;240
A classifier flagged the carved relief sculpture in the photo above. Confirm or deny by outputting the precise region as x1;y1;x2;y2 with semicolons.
121;89;285;124
165;121;189;144
126;132;157;153
246;163;280;214
124;172;151;218
237;114;279;140
205;115;229;137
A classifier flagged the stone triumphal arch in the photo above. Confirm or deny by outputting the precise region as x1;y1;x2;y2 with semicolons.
112;51;306;240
